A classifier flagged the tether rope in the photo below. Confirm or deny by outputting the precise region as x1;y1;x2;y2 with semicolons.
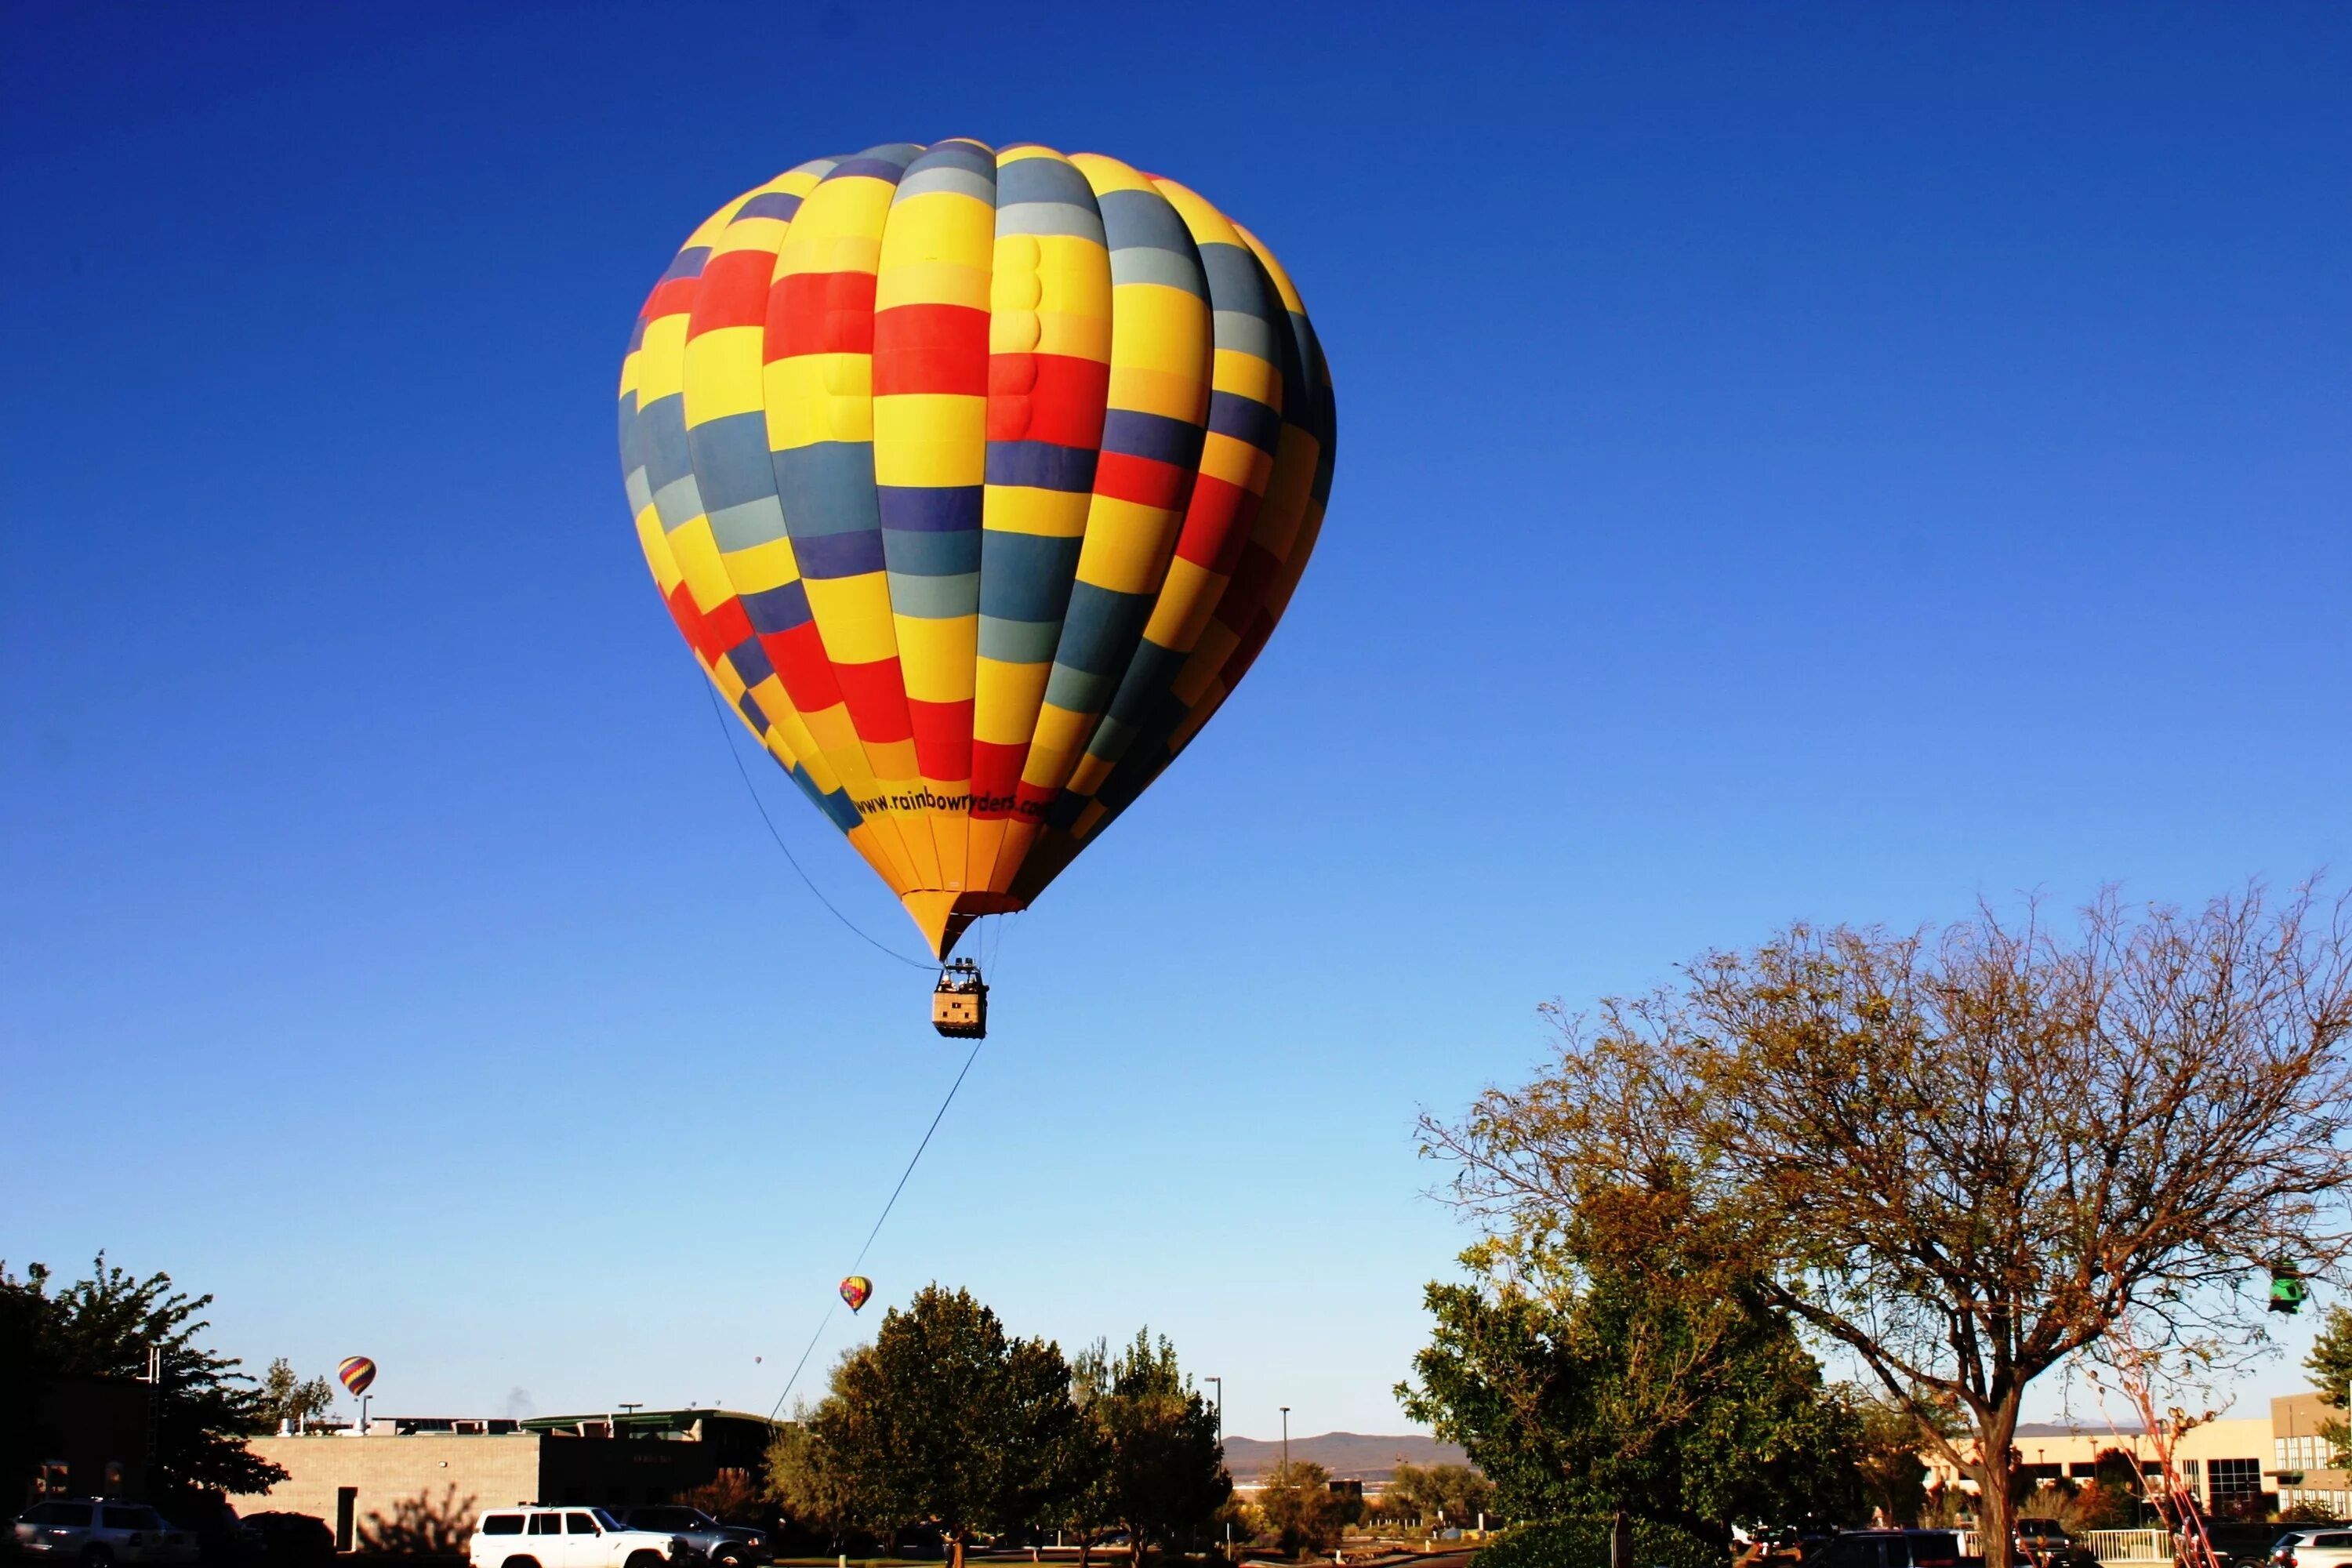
699;678;935;971
766;1035;987;1421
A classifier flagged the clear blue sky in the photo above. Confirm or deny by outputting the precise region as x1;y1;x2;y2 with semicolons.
3;2;2347;1439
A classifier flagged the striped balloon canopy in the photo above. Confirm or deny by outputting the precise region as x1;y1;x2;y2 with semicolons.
839;1276;873;1312
337;1356;376;1396
619;140;1335;959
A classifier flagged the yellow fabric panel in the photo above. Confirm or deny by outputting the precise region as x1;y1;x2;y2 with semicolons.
757;725;808;777
636;510;683;595
846;823;913;898
635;314;688;402
866;738;919;781
1146;176;1238;245
974;659;1052;743
1105;289;1211;396
800;573;899;662
1254;424;1319;557
682;324;765;423
618;344;641;400
1211;347;1279;405
875;184;992;278
1142;554;1221;648
982;485;1093;537
750;677;842;793
708;214;789;256
1072;495;1179;594
1066;751;1115;797
666;517;734;612
1171;619;1243;707
1068;152;1153;196
893;616;978;702
710;655;748;702
1236;222;1308;315
1025;703;1094;769
872;394;986;485
718;533;801;595
799;700;865;758
681;192;757;250
876;256;991;310
1198;427;1272;490
775;174;893;276
1108;363;1209;423
764;354;872;447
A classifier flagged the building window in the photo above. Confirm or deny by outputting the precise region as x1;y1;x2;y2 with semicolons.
2208;1458;2261;1505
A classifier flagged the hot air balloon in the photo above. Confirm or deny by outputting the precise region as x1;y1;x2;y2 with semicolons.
839;1276;873;1312
619;140;1335;1031
337;1356;376;1396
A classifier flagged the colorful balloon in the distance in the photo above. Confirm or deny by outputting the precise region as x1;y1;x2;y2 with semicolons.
337;1356;377;1396
839;1276;873;1312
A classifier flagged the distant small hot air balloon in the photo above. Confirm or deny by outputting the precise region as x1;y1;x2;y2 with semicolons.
338;1356;377;1396
839;1276;873;1312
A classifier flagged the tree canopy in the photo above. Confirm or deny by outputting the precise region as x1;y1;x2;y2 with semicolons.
0;1254;285;1502
1421;884;2352;1559
256;1359;336;1432
1399;1224;1859;1537
810;1285;1083;1568
1066;1330;1229;1560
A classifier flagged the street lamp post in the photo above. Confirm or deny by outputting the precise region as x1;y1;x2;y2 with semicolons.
1280;1406;1290;1479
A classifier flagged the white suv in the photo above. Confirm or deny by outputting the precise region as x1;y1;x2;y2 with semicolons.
12;1501;198;1566
470;1507;688;1568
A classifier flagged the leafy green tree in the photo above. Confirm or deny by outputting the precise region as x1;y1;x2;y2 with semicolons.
764;1408;858;1548
1;1255;285;1503
1254;1461;1352;1554
1399;1200;1860;1540
2306;1305;2352;1467
256;1359;336;1431
1069;1330;1228;1563
812;1285;1081;1568
1386;1461;1494;1526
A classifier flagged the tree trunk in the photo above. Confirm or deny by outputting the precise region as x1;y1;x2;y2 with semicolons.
1078;1536;1094;1568
949;1531;966;1568
1969;1395;2024;1568
1610;1509;1633;1568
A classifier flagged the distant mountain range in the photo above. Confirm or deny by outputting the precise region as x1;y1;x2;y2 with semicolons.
1221;1432;1470;1482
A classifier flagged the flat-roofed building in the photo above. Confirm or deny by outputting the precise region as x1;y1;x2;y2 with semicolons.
227;1410;777;1552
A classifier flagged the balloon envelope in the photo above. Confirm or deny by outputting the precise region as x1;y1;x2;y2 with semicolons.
839;1276;873;1312
620;140;1335;957
337;1356;376;1396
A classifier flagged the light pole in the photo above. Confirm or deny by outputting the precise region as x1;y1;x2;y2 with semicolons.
1280;1406;1290;1479
1205;1380;1225;1555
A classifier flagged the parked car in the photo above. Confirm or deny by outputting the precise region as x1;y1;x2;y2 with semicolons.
2273;1529;2352;1568
160;1501;242;1566
12;1501;200;1565
613;1509;770;1567
469;1507;688;1568
235;1513;336;1568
